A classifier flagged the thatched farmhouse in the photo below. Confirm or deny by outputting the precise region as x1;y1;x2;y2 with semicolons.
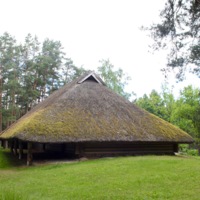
0;72;193;165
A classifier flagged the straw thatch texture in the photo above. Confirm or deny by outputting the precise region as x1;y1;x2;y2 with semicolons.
0;72;193;143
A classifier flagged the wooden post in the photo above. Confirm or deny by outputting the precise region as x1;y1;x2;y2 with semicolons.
18;141;23;160
10;140;14;154
13;139;17;155
5;140;8;149
27;142;33;166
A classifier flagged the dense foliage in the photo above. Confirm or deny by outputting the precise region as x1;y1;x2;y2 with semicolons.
98;59;132;99
0;33;86;131
135;85;200;140
147;0;200;80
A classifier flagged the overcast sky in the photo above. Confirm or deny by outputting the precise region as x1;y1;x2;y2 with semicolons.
0;0;199;97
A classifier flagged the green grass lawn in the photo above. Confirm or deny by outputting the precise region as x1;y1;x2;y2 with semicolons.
0;149;200;200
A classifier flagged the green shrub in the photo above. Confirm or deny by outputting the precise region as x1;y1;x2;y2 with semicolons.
179;144;189;154
186;149;199;156
179;144;198;156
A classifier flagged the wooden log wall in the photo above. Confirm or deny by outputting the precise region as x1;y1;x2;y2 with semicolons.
78;142;178;157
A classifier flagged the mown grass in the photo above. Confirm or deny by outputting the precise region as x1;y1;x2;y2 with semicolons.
0;150;200;200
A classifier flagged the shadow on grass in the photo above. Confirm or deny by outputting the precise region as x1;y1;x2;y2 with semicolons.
0;148;26;169
0;148;77;168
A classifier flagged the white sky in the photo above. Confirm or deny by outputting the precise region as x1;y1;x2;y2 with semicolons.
0;0;199;98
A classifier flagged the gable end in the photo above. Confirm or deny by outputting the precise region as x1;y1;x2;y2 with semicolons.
78;72;103;85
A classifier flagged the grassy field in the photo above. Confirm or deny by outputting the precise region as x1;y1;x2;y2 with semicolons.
0;149;200;200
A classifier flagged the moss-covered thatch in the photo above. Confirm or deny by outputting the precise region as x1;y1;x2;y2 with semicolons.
0;72;193;143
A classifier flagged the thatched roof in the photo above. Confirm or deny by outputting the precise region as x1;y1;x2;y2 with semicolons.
0;72;193;143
